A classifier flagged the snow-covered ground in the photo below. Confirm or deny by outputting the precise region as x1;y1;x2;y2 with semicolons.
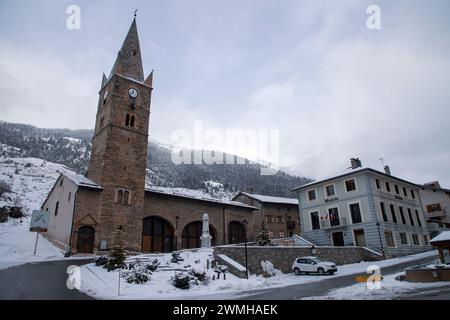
0;218;63;270
0;157;74;269
303;270;450;300
79;251;271;300
79;249;440;300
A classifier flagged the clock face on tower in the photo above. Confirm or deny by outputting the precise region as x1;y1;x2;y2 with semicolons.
128;87;138;98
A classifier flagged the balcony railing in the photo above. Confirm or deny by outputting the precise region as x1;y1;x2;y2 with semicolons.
424;210;446;219
427;221;450;233
320;216;347;229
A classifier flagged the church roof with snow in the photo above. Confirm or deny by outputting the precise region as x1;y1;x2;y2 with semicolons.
145;187;257;210
62;172;102;190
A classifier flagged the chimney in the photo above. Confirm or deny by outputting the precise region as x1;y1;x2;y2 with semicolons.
384;165;391;175
350;158;362;169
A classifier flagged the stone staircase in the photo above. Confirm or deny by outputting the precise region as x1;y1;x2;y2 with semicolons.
214;253;248;278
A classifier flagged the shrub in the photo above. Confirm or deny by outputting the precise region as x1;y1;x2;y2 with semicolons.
122;263;152;284
171;252;184;263
146;259;160;272
104;245;126;271
94;256;108;266
189;269;208;285
171;272;191;289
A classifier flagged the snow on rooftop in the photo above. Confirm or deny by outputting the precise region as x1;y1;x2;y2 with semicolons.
295;167;369;190
294;165;419;191
240;192;298;205
63;172;101;189
146;186;257;209
430;231;450;243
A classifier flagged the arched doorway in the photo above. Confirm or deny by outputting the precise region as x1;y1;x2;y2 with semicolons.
142;216;174;253
228;221;246;244
181;221;216;249
76;226;95;253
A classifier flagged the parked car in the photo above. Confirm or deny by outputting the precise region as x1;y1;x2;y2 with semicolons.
292;256;337;275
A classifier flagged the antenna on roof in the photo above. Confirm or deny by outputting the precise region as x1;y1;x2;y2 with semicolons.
379;158;385;167
134;9;138;18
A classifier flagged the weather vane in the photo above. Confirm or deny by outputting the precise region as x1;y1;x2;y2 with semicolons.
134;9;138;18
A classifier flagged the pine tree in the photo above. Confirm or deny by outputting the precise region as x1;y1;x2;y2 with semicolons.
105;244;126;271
256;222;271;246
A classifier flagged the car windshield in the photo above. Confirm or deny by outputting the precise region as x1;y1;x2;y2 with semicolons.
312;257;324;263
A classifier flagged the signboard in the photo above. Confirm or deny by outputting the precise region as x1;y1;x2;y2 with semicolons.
30;210;50;232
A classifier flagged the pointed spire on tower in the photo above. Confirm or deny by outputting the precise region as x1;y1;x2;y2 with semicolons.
109;17;144;82
101;73;108;88
144;69;154;87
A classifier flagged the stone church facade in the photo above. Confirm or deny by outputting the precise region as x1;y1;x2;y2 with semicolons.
42;19;258;255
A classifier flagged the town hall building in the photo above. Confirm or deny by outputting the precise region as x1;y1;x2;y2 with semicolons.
41;19;258;255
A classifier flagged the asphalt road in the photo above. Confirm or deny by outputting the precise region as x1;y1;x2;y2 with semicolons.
0;259;93;300
239;255;439;300
0;255;442;300
400;285;450;300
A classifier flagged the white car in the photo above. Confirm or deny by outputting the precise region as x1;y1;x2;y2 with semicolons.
292;256;337;276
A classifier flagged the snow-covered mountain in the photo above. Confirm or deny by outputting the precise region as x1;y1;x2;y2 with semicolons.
0;156;75;214
0;121;311;199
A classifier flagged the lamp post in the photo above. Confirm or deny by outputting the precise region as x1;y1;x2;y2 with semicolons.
243;219;249;279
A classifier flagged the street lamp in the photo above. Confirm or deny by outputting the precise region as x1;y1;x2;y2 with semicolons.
243;219;249;279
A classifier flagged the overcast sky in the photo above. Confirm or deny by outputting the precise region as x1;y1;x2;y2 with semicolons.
0;0;449;185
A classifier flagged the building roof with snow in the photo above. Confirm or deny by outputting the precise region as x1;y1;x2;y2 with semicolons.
232;192;298;205
292;166;420;192
421;181;450;193
62;172;102;190
145;187;258;210
430;231;450;244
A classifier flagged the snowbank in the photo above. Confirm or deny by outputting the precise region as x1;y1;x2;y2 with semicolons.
0;218;63;270
303;271;449;300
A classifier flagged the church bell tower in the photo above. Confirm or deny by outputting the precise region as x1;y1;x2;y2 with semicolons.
87;18;153;251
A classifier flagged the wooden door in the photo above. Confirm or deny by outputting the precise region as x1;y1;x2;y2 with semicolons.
354;229;366;247
76;226;95;253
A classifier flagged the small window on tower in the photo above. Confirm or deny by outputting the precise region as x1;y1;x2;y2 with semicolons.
123;190;130;205
132;50;137;56
100;116;104;128
117;189;124;203
55;201;59;216
130;115;135;128
125;114;130;126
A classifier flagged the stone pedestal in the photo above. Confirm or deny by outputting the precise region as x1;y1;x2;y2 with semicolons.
199;213;213;254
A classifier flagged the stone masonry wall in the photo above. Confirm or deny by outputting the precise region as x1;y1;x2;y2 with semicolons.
214;246;383;274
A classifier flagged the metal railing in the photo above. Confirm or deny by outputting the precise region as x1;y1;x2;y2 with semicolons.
320;216;347;229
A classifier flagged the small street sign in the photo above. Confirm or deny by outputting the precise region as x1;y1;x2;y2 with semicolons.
30;210;50;254
30;210;49;232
